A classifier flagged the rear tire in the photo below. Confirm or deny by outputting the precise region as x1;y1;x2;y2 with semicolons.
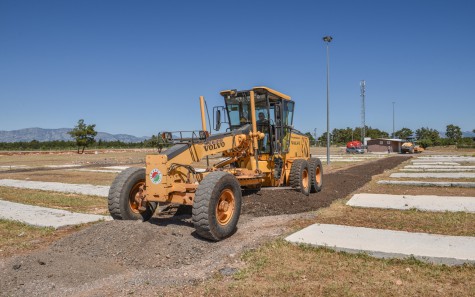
192;171;242;241
108;167;157;221
309;158;323;193
289;159;310;196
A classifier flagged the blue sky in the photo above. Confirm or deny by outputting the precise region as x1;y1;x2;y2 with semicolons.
1;0;474;138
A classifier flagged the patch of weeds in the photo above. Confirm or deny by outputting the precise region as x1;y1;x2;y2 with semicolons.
0;219;56;256
322;283;354;297
194;237;475;297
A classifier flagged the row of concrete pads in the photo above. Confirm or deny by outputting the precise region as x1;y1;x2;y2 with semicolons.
0;154;389;228
0;154;386;229
1;154;475;265
286;154;475;265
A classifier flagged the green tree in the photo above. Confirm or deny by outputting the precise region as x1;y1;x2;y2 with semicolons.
415;127;440;145
445;124;462;144
29;140;40;150
68;119;98;154
334;127;354;144
395;128;413;140
353;127;366;142
318;132;331;146
366;127;389;139
305;132;316;146
418;139;433;149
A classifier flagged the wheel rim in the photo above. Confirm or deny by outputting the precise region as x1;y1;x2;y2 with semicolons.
315;166;322;186
129;181;145;214
302;168;309;190
216;189;235;226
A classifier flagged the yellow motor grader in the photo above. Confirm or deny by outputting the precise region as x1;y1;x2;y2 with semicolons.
401;141;424;154
108;87;323;241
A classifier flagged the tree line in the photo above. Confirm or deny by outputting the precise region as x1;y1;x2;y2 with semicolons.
0;119;168;152
306;124;475;148
0;137;166;151
2;119;474;151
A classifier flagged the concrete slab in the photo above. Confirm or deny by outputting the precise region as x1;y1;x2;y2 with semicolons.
347;193;475;213
412;162;461;166
377;180;475;188
70;168;122;173
0;165;28;169
416;157;475;163
405;165;475;169
0;179;110;197
44;164;81;168
0;200;112;228
102;166;131;170
418;155;470;158
285;224;475;265
390;172;475;179
400;168;475;172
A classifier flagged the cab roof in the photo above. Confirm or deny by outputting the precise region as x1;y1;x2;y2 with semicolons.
220;86;291;101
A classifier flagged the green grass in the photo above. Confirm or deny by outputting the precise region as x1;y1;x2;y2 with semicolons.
0;219;55;256
0;186;108;214
308;199;475;237
195;240;475;297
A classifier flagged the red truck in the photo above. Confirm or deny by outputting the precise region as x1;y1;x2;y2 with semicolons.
346;141;364;154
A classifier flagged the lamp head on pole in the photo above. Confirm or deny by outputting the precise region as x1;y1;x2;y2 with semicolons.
323;36;333;43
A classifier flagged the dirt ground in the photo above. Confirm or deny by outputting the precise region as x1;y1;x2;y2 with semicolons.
0;156;406;297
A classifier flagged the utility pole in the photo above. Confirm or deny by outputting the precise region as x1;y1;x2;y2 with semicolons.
323;35;333;165
360;80;366;144
314;128;317;147
392;101;395;138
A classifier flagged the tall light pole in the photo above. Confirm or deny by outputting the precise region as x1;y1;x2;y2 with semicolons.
314;128;317;147
392;101;395;138
323;35;332;165
360;80;366;143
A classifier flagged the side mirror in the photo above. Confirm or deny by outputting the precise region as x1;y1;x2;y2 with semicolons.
215;109;221;131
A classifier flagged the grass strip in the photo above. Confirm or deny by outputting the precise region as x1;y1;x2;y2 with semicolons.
199;240;475;297
0;186;107;214
0;219;91;258
0;170;116;185
308;200;475;237
0;219;55;257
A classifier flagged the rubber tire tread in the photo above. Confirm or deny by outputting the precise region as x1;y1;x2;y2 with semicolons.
192;171;242;241
108;167;156;221
289;159;310;196
309;158;323;193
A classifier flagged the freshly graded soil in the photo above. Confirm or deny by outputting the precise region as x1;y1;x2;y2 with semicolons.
0;156;406;297
243;156;406;216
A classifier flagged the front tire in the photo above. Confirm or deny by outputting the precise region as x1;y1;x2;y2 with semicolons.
108;167;157;221
289;159;310;196
309;158;323;193
192;171;242;241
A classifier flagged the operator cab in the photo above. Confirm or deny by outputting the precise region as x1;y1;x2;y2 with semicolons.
218;87;295;155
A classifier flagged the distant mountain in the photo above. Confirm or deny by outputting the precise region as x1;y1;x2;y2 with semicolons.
438;131;475;138
0;128;148;143
462;131;475;138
